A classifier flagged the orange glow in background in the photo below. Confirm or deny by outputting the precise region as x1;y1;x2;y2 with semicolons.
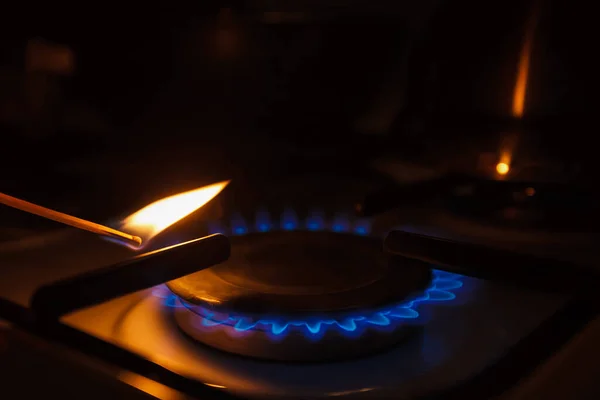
496;162;510;175
512;0;540;118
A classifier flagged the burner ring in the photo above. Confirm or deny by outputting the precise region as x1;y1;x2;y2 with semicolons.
161;212;464;361
167;268;462;361
173;301;421;361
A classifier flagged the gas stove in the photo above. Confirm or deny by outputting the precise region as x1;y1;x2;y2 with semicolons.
1;179;599;399
4;0;600;397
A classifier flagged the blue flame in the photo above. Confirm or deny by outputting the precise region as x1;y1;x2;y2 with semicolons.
280;208;300;231
305;209;326;231
229;212;248;235
331;212;351;233
353;218;371;236
179;269;462;339
209;208;372;237
159;208;468;339
255;209;272;232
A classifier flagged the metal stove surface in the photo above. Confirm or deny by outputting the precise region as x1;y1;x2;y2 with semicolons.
391;208;600;268
0;225;567;398
371;158;600;266
66;282;562;398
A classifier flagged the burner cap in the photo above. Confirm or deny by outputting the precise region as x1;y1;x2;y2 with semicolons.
167;231;432;315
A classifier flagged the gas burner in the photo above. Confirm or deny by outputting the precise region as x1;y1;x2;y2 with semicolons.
444;179;599;230
157;209;465;361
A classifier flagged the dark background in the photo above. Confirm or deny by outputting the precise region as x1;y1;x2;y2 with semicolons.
1;0;598;233
0;3;438;227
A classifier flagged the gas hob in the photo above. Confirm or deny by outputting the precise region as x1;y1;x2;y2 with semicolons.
1;201;597;399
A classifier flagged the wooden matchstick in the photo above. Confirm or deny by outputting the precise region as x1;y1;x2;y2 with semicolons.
0;192;142;248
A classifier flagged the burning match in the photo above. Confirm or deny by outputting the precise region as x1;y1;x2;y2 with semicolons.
0;192;142;248
0;180;230;249
120;180;230;245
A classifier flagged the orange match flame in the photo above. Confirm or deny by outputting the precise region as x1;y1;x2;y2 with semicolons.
121;180;229;243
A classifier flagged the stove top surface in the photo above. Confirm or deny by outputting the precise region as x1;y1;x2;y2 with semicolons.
0;169;598;398
0;209;572;398
61;278;560;398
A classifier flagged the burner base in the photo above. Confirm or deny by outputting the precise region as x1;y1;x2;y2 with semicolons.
167;230;435;361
